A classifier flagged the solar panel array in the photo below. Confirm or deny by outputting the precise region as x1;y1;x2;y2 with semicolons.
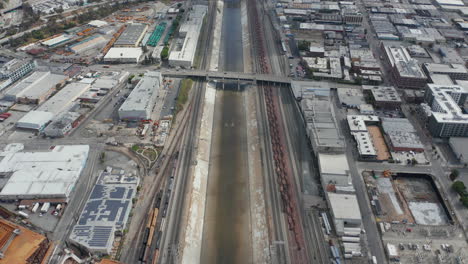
69;169;139;253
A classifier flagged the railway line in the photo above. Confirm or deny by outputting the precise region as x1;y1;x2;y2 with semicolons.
247;0;311;263
156;0;216;263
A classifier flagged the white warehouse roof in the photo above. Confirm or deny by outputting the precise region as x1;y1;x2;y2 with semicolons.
328;192;362;221
16;111;54;130
0;145;89;200
4;71;66;102
318;153;349;176
104;48;143;62
88;20;108;27
37;82;90;115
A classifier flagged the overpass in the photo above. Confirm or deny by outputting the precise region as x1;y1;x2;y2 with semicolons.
160;69;291;85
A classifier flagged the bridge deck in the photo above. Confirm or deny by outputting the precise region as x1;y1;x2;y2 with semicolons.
161;70;291;84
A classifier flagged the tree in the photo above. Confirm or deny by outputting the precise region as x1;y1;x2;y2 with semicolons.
161;46;169;61
460;196;468;208
452;181;466;195
297;40;310;52
450;169;460;181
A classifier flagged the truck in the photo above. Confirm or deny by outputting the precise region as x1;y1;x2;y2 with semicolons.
18;211;29;218
32;203;40;213
0;113;12;122
41;202;50;213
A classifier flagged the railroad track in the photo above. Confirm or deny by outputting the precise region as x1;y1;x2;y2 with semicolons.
247;0;311;263
257;83;289;264
157;1;216;263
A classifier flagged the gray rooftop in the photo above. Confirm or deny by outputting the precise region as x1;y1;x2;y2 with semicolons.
381;118;424;150
114;24;148;46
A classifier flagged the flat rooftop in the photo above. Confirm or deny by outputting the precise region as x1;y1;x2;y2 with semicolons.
381;118;424;150
70;168;138;253
114;24;147;46
318;153;349;176
0;145;89;200
328;192;362;221
37;82;90;115
6;71;66;101
119;71;161;115
363;85;402;103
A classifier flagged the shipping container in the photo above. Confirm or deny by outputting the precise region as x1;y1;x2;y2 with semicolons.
18;211;29;218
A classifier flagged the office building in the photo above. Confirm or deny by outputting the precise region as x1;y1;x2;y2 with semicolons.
382;44;427;89
425;84;468;137
422;63;468;82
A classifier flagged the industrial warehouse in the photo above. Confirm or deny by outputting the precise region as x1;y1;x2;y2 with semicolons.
0;144;89;200
118;71;161;120
70;167;138;254
3;71;67;104
168;5;207;68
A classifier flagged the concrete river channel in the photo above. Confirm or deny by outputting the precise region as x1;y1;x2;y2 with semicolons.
200;0;253;263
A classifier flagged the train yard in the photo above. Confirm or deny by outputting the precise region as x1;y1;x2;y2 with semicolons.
248;0;310;263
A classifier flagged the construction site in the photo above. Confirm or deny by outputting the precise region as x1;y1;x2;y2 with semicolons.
365;171;451;225
363;171;468;263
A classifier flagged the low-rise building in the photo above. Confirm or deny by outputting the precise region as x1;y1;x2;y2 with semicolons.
103;47;143;64
318;153;351;187
0;218;52;264
3;71;67;104
70;167;138;254
337;88;365;108
43;112;81;138
0;145;89;201
297;83;345;153
37;82;90;115
16;111;54;131
0;58;36;83
363;85;402;109
327;192;362;235
422;63;468;82
113;23;148;47
381;118;425;151
118;71;161;120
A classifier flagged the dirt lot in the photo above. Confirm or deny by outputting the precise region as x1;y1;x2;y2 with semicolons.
367;125;390;161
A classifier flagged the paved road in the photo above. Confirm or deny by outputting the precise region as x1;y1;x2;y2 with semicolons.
332;91;388;264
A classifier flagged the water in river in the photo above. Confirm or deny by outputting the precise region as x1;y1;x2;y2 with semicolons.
200;0;253;263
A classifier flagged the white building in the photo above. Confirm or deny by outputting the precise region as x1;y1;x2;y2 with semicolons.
425;83;468;137
118;71;161;120
0;145;89;200
37;82;90;115
103;47;143;64
318;153;352;186
327;192;362;235
0;59;36;83
169;5;207;68
16;111;54;131
3;71;66;104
